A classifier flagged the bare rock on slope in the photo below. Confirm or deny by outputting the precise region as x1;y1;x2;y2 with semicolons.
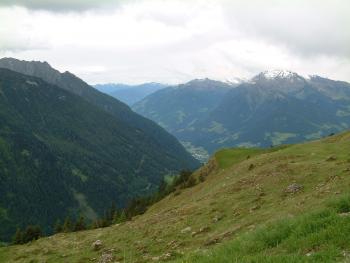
285;183;303;194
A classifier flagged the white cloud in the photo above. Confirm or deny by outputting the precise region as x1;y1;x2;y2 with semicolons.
0;0;349;84
220;0;350;58
0;7;51;51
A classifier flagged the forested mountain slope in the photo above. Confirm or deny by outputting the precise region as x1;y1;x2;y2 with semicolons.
0;68;197;242
0;58;197;170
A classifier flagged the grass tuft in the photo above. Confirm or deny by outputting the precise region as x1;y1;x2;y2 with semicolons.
176;196;350;263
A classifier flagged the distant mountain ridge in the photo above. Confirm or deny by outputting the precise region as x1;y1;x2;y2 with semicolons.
134;70;350;159
133;78;236;161
94;82;167;105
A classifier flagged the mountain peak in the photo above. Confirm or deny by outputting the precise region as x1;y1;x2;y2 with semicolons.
178;78;234;91
0;57;53;69
187;78;212;84
0;57;61;83
260;69;299;79
251;70;306;84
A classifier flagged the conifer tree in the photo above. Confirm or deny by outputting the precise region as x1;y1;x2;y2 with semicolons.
109;202;117;222
53;219;63;233
12;228;23;244
74;215;86;232
112;210;119;223
118;210;127;223
63;216;72;232
22;225;41;243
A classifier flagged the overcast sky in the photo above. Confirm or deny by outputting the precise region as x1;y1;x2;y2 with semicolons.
0;0;349;84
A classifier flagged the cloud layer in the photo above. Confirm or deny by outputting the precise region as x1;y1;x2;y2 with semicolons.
0;0;126;11
0;0;349;84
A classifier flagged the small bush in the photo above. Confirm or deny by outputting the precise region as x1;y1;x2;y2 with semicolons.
254;220;293;249
185;176;197;188
199;175;206;182
12;225;42;245
330;195;350;213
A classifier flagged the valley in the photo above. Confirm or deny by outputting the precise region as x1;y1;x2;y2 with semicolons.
94;83;166;106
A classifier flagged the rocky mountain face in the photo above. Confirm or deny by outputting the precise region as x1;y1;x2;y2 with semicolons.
0;66;198;241
134;70;350;159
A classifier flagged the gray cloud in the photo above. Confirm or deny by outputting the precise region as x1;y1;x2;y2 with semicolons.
0;0;129;12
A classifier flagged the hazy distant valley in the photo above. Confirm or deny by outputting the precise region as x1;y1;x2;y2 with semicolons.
95;71;350;162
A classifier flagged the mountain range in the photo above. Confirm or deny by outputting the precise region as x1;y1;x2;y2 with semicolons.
0;58;198;241
134;70;350;161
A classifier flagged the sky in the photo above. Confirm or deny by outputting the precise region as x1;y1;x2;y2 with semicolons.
0;0;349;84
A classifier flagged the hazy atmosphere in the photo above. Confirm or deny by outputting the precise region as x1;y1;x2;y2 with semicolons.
2;1;350;262
1;0;349;84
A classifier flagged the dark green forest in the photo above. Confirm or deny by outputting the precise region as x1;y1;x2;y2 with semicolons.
0;68;198;242
11;169;196;245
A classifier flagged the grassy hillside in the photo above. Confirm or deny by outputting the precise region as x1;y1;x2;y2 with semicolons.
1;131;350;262
178;201;350;262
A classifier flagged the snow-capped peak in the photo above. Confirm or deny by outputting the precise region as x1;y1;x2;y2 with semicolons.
224;77;244;85
248;69;306;84
261;69;298;79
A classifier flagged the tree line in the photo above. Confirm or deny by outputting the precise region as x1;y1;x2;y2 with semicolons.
12;170;197;245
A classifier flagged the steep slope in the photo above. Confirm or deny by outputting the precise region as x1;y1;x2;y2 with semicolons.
0;68;197;242
94;83;166;105
2;131;350;262
133;79;235;161
134;71;350;156
0;57;198;170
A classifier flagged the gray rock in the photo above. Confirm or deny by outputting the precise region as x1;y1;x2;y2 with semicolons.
181;226;192;234
98;252;114;263
285;183;303;194
92;240;103;251
326;155;337;161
